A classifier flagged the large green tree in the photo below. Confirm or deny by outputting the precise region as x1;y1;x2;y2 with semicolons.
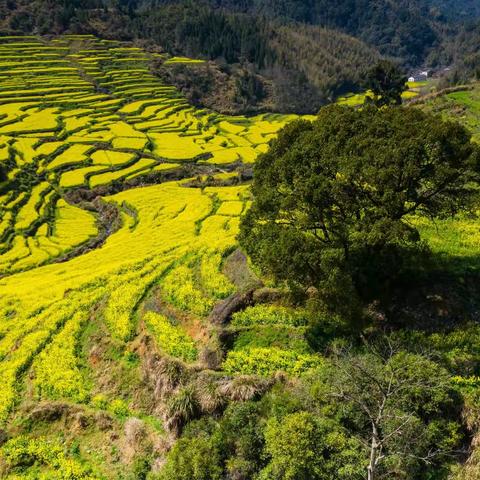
239;105;480;316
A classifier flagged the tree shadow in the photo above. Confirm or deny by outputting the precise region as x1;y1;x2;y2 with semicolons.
385;252;480;333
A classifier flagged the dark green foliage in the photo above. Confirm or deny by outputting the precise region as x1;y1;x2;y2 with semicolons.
1;0;477;94
158;434;223;480
126;3;381;112
218;402;267;476
158;393;309;479
267;24;379;110
239;105;480;316
364;60;408;107
437;22;480;86
149;0;439;64
131;3;274;66
158;402;267;479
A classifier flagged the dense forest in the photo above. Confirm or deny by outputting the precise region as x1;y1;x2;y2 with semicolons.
1;0;480;112
122;0;480;66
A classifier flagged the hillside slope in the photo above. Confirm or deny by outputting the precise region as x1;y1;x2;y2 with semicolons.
0;0;465;112
0;34;311;478
0;35;480;480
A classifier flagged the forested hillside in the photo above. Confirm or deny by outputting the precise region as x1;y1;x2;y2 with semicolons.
0;0;381;112
2;0;480;112
138;0;480;63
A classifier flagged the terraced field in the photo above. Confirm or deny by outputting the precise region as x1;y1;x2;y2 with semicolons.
420;85;480;143
336;81;429;106
0;35;317;478
0;34;304;277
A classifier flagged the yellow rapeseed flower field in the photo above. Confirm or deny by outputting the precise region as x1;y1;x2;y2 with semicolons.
0;34;316;475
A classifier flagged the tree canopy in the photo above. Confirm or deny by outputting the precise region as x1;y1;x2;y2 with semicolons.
319;342;462;480
364;60;408;107
239;105;480;315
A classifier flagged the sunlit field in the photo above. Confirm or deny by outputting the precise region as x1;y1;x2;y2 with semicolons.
0;34;478;479
422;85;480;143
0;35;317;478
336;81;429;107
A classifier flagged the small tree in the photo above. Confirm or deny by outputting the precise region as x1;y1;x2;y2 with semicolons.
239;105;480;316
316;339;463;480
259;411;365;480
364;60;408;107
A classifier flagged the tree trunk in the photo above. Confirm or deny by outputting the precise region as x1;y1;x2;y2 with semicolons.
368;423;379;480
367;465;374;480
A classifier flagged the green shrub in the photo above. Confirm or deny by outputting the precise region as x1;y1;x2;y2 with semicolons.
233;325;312;354
231;305;309;327
258;412;365;480
158;436;223;480
159;402;267;480
1;436;98;479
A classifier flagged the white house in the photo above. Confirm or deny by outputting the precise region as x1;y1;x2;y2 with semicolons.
408;71;429;82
